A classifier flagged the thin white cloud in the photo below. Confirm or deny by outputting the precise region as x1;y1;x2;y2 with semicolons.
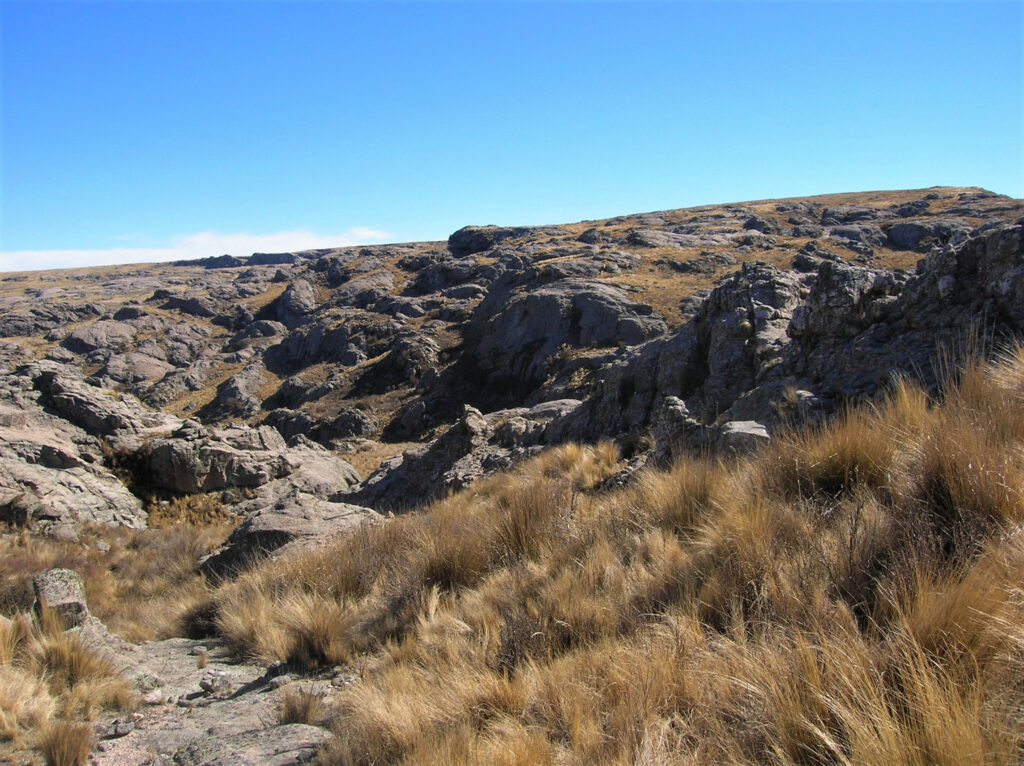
0;228;392;273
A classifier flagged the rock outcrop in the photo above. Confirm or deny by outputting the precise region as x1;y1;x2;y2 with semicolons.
343;399;582;511
472;278;668;394
543;220;1024;458
0;186;1021;538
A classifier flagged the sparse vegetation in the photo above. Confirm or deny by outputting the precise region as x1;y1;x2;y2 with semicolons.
1;189;1022;763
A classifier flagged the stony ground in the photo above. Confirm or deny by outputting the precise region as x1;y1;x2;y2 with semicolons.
92;637;333;766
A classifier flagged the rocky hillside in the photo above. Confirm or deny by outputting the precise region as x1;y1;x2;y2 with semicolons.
2;185;1024;764
1;187;1021;541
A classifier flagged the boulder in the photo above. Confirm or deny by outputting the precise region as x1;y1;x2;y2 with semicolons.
101;353;174;386
31;361;177;437
716;421;771;454
200;494;378;578
625;229;731;249
0;365;148;530
207;363;267;418
473;278;667;394
353;334;440;394
139;422;360;499
142;424;290;494
743;214;781;234
0;303;100;338
63;320;136;354
820;205;885;224
331;271;394;309
272;279;319;327
33;568;89;628
343;405;493;511
345;400;583;511
265;408;379;446
886;218;973;252
545;221;1024;450
448;225;530;258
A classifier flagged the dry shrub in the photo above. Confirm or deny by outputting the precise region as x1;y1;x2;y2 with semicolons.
146;492;236;528
36;719;92;766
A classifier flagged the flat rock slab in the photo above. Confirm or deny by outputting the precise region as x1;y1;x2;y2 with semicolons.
169;724;331;765
91;637;334;766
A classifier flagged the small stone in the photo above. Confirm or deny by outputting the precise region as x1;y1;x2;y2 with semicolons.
189;645;207;656
269;674;293;689
199;670;230;695
95;541;110;552
142;689;164;706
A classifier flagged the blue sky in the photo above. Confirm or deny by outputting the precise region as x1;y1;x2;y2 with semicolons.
1;1;1021;271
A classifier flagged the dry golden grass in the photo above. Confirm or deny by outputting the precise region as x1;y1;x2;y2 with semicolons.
339;440;420;479
36;720;93;766
279;685;328;726
166;360;247;417
146;492;237;529
0;522;231;641
191;346;1024;765
0;610;132;759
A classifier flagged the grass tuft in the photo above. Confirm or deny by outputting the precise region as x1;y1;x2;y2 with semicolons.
36;719;93;766
278;686;327;726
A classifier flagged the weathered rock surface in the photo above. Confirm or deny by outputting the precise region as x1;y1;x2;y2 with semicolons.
89;634;335;766
168;723;330;765
63;319;137;354
0;187;1021;538
1;185;1023;766
0;365;148;529
343;400;582;511
472;278;667;394
545;220;1024;458
200;493;378;578
33;568;90;627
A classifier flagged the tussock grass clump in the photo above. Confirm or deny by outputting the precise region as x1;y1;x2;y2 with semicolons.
279;685;328;726
211;443;623;670
0;610;132;759
761;405;902;501
36;719;93;766
197;348;1024;763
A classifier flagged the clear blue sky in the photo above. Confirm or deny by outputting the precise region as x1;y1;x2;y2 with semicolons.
2;1;1022;270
